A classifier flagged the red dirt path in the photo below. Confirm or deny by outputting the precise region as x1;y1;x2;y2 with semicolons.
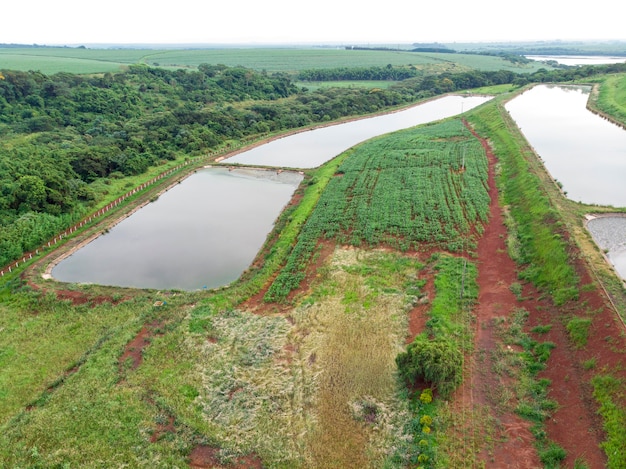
463;125;543;467
189;446;263;469
459;123;625;467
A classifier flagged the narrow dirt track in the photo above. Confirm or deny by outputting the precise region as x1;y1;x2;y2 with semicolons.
460;123;617;467
471;125;542;467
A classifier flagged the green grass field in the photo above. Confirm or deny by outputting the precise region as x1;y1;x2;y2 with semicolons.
1;46;552;75
592;73;626;126
0;52;128;74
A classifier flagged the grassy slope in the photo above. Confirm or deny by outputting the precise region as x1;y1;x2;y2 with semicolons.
467;96;579;305
588;72;626;126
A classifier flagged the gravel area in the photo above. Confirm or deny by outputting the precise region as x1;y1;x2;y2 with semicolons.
587;215;626;279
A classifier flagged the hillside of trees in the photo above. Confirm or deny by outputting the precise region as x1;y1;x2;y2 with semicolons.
2;61;626;268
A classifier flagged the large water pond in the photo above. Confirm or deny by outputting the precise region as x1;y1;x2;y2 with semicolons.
586;216;626;281
52;94;491;291
222;95;491;168
526;56;626;66
52;168;303;291
506;84;626;207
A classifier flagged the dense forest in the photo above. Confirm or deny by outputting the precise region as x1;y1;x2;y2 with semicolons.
1;61;626;267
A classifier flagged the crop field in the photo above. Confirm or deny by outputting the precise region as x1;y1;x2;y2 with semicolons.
0;47;151;74
138;48;463;72
265;119;489;302
0;52;128;74
0;46;552;75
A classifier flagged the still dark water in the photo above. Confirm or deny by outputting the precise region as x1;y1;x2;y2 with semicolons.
52;168;302;290
507;85;626;282
506;85;626;207
223;95;491;168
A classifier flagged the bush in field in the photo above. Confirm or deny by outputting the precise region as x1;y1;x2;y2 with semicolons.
396;334;463;398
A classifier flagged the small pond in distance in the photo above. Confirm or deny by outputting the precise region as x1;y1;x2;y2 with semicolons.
586;215;626;281
52;168;303;291
525;56;626;66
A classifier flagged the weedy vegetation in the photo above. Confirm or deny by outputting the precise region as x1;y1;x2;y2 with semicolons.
265;119;489;303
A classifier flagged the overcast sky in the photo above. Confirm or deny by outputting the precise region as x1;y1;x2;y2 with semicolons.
2;0;625;46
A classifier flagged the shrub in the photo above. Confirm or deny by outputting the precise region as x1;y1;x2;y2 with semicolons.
396;334;463;398
419;388;433;404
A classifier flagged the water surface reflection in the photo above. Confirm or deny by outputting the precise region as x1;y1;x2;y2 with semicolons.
224;95;491;168
506;85;626;207
52;168;302;290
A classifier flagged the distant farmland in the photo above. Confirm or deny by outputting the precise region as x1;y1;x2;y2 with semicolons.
0;46;553;75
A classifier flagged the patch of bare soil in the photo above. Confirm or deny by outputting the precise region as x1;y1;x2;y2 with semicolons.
452;123;542;467
24;276;128;308
150;414;177;443
55;289;124;307
406;270;434;344
118;320;166;372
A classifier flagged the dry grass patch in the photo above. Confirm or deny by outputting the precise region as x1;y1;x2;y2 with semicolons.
147;248;422;468
292;248;417;468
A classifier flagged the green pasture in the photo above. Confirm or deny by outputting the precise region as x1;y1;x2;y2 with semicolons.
1;46;551;75
0;52;126;74
592;73;626;126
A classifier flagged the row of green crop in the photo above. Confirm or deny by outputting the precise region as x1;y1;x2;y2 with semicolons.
394;254;478;468
466;100;579;305
265;119;490;302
